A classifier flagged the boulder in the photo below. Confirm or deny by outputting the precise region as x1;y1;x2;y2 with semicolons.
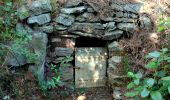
103;30;123;40
60;6;87;14
29;0;52;16
55;14;75;26
54;47;74;56
27;13;51;25
117;23;137;32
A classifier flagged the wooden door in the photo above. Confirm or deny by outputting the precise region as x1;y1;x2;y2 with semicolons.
75;47;107;88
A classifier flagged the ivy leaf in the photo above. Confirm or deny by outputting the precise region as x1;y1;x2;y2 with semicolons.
161;76;170;81
128;72;135;77
168;86;170;94
154;71;166;78
158;26;165;32
145;61;159;69
125;92;138;97
134;79;140;85
146;51;160;58
135;72;143;79
146;78;155;87
151;91;162;100
141;88;150;98
127;82;135;89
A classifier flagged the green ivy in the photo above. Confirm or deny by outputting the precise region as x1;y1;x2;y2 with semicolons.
125;48;170;100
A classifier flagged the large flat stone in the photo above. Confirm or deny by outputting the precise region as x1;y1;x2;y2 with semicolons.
68;23;104;37
27;14;51;25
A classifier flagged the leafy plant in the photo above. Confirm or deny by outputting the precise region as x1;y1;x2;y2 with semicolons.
125;48;170;100
0;0;36;65
157;18;170;32
39;56;73;91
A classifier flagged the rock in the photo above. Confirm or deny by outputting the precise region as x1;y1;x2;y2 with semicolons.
77;95;87;100
68;23;104;37
101;17;114;22
29;0;52;16
108;41;123;57
113;90;122;99
124;3;142;13
29;32;48;81
60;6;86;14
117;23;137;32
104;22;116;31
60;67;73;82
139;15;152;30
6;53;27;67
87;7;95;13
55;24;68;31
16;23;28;34
54;47;74;56
116;12;138;18
64;0;83;7
108;56;122;69
55;14;75;26
27;13;51;25
111;3;143;13
103;30;123;40
17;5;29;20
113;18;137;23
35;25;54;33
76;13;100;22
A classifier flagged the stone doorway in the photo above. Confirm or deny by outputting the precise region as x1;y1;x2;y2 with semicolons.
75;37;108;88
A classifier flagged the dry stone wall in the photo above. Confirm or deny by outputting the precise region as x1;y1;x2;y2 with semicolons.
6;0;153;88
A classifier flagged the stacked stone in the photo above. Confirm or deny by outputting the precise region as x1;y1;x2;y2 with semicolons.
54;0;152;40
7;0;52;80
50;37;74;85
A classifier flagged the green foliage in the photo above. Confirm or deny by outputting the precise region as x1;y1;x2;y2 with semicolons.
125;48;170;99
157;18;170;32
0;0;36;64
39;56;73;92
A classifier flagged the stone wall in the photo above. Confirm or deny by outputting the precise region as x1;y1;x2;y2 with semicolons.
6;0;153;88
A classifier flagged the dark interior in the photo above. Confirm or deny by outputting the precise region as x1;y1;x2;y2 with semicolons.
75;37;108;47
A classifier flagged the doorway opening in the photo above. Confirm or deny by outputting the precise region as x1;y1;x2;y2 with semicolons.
74;37;108;88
